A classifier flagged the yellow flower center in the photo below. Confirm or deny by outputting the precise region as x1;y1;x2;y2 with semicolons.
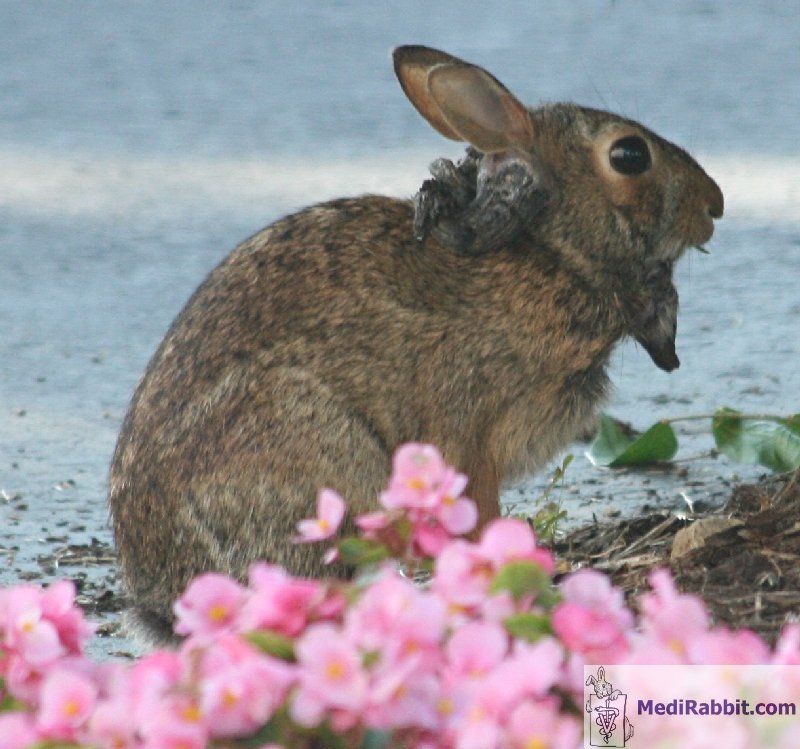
222;689;239;708
668;638;686;655
524;738;548;749
63;699;81;717
437;697;455;715
207;604;229;623
408;477;427;491
181;703;202;722
447;603;470;616
325;660;345;681
403;640;421;655
317;518;330;532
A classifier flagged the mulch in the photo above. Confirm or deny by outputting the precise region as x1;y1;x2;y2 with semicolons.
555;469;800;644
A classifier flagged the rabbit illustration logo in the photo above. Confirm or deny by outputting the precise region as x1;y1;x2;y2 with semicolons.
109;45;723;645
585;667;634;747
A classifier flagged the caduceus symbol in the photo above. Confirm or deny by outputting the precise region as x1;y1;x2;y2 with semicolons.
594;703;620;744
585;666;634;745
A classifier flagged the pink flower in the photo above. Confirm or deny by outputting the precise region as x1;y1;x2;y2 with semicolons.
433;540;496;613
139;692;208;749
346;569;446;655
0;712;40;749
36;667;97;740
238;563;322;637
446;622;508;678
637;568;709;660
2;585;66;665
292;623;368;726
381;443;454;510
478;518;554;574
687;627;770;665
198;635;295;738
295;489;346;543
87;698;138;749
173;573;247;640
39;580;94;654
412;521;453;557
487;638;565;704
773;624;800;665
448;681;504;749
434;488;478;536
355;510;392;532
552;569;633;661
434;525;553;621
127;650;183;725
365;656;441;731
201;657;291;737
0;581;92;669
140;719;208;749
507;698;581;749
4;652;47;704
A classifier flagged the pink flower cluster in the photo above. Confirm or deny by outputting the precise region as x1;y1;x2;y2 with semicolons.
362;443;478;557
1;443;799;749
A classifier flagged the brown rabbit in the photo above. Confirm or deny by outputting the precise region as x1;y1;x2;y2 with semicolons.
109;45;723;644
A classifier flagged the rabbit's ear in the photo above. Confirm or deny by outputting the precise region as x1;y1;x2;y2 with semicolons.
393;46;534;153
427;65;534;153
393;46;466;141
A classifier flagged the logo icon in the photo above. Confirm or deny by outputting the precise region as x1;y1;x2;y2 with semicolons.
585;666;634;747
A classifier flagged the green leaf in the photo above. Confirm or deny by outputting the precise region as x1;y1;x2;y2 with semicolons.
0;677;26;712
361;729;393;749
503;612;553;642
489;560;550;600
337;538;390;567
612;421;678;466
315;722;352;749
245;629;296;661
712;409;800;472
586;414;632;466
530;502;568;546
586;414;678;467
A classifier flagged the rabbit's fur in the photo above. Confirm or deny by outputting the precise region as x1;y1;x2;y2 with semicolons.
109;46;723;644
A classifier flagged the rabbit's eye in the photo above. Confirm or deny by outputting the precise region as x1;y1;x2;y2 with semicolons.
609;136;651;175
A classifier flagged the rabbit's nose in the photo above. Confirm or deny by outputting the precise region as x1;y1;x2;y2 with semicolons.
706;178;724;219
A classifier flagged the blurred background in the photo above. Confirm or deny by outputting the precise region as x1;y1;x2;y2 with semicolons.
1;1;798;646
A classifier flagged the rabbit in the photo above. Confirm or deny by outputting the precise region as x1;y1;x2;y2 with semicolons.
109;45;723;644
586;666;621;702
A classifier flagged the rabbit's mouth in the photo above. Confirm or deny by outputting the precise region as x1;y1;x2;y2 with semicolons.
653;238;690;264
655;199;720;262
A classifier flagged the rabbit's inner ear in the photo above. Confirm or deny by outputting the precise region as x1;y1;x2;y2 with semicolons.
393;53;463;142
427;65;534;153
